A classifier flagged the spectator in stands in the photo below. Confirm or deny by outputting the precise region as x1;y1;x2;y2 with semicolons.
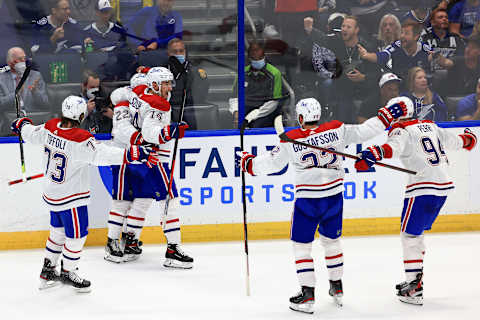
80;70;113;133
401;1;432;30
421;7;465;71
443;35;480;95
401;66;447;121
274;0;318;47
456;78;480;120
126;0;183;53
166;38;210;129
326;15;380;123
317;1;337;31
449;0;480;38
32;0;89;54
376;14;401;51
358;22;431;81
0;47;49;113
357;72;401;123
231;42;284;128
350;0;393;36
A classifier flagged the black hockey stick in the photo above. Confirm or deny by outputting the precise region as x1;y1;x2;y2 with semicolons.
273;116;417;175
14;62;32;182
162;89;187;227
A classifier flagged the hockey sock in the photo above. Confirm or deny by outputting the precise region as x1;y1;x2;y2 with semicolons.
160;200;181;244
320;235;344;281
62;236;87;271
401;232;424;282
45;227;66;266
108;200;131;240
126;198;152;239
293;241;316;287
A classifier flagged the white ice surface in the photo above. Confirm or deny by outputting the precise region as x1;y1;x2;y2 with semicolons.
1;233;479;320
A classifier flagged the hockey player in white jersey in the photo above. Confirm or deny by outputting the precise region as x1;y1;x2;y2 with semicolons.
11;96;159;292
106;68;193;268
355;97;477;306
237;98;408;313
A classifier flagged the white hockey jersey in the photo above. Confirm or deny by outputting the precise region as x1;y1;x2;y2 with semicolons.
111;85;172;162
251;117;386;198
21;118;127;211
384;119;464;197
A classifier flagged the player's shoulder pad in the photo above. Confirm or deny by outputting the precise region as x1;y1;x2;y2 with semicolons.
36;17;48;26
45;118;94;142
141;94;170;112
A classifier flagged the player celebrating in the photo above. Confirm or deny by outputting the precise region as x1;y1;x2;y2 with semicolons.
105;68;193;268
11;96;159;292
355;97;477;306
237;97;407;313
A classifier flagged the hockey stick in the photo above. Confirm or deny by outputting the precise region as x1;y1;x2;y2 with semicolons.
14;62;32;182
162;89;187;228
273;116;417;175
8;173;44;186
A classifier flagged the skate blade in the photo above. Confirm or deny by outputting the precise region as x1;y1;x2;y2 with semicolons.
73;286;92;293
289;303;314;314
39;279;61;290
123;254;141;263
163;259;193;269
104;253;123;263
398;295;423;306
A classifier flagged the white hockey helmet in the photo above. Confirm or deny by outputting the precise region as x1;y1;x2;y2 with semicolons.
61;95;88;122
386;96;414;121
147;67;174;94
296;98;322;125
130;73;149;88
110;86;131;105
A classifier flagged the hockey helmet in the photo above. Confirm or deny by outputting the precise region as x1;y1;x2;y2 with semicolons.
130;73;149;89
147;67;175;94
386;96;414;121
110;86;131;106
61;95;88;123
296;98;322;126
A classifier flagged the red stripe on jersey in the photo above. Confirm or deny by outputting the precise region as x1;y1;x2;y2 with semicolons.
283;120;343;141
64;244;81;254
130;131;141;145
44;118;93;142
404;259;423;264
389;119;434;134
166;218;179;224
325;253;343;260
296;259;314;264
127;215;145;221
114;101;129;109
132;84;148;97
72;208;79;238
109;211;125;218
296;178;343;188
141;94;170;112
43;191;90;202
406;181;453;188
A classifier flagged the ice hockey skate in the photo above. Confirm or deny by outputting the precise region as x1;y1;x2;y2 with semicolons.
329;279;343;307
39;258;61;290
163;244;193;269
396;273;423;305
123;232;142;262
289;286;315;314
61;265;91;293
104;238;124;263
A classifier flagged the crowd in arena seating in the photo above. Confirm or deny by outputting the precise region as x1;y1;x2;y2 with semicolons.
1;0;480;135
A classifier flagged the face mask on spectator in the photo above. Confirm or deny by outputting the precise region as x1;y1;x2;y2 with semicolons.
14;61;26;74
251;58;265;70
86;87;100;99
174;55;186;64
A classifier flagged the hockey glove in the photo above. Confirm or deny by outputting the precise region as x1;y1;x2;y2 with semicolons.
130;131;145;145
236;151;255;176
354;145;384;171
159;121;189;144
125;146;160;168
460;128;477;151
11;117;33;135
377;101;407;128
